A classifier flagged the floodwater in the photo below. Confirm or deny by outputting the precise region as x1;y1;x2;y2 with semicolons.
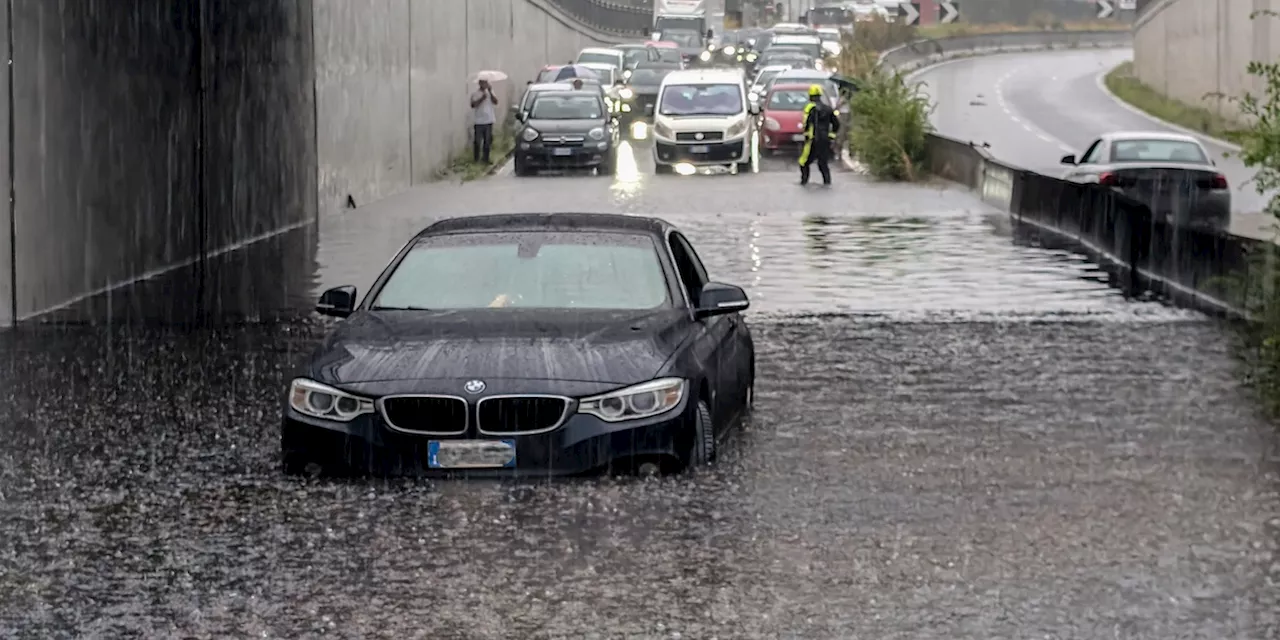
2;145;1278;638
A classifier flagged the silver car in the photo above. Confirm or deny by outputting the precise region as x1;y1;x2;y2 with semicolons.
1060;131;1230;229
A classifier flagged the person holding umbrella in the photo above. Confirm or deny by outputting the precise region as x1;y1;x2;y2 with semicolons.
470;71;505;164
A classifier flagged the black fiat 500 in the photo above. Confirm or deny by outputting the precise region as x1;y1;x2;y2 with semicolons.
513;90;617;176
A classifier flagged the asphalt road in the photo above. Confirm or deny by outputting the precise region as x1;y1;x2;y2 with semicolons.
913;48;1275;238
3;143;1279;638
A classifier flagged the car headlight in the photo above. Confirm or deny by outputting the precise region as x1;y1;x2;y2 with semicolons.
764;117;781;131
288;378;375;422
623;69;632;79
699;51;712;62
723;46;736;56
726;118;748;138
618;87;634;100
578;378;685;422
522;127;539;142
746;53;758;62
653;121;674;139
588;127;605;140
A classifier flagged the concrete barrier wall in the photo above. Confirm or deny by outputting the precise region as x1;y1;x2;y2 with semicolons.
879;30;1134;73
8;0;316;326
314;0;617;214
1134;0;1280;122
0;2;10;329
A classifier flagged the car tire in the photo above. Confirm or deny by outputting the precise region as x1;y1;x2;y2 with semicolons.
281;441;321;477
735;161;752;174
690;399;716;468
654;162;673;175
599;155;616;177
513;157;530;177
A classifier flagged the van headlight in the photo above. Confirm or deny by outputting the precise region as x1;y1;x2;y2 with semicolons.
699;51;712;62
578;378;685;422
725;118;748;138
289;379;375;422
522;128;540;142
653;121;674;139
618;87;634;100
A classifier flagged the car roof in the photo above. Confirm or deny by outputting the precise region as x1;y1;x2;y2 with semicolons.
777;68;831;77
632;62;681;70
533;90;605;100
1104;131;1202;144
770;83;816;92
757;65;793;72
420;213;670;237
773;34;821;42
529;82;574;91
662;69;744;84
580;47;623;55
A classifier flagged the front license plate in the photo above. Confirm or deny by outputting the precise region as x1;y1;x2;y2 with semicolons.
689;145;709;153
428;440;516;469
553;148;573;156
792;134;806;142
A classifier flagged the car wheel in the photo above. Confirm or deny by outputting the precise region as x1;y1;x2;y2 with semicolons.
599;155;616;177
654;162;673;175
281;440;323;477
735;161;752;174
513;157;530;177
690;399;716;468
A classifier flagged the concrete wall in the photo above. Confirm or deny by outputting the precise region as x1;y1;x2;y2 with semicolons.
314;0;615;214
1;1;11;328
1134;0;1280;122
7;0;317;326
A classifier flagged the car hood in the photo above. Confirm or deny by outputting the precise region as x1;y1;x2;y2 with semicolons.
525;118;606;134
763;109;806;130
307;308;692;390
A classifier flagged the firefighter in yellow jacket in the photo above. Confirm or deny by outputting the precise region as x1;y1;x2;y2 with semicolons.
798;84;841;186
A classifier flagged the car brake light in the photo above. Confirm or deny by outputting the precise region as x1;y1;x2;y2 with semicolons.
1098;172;1119;186
1209;173;1228;189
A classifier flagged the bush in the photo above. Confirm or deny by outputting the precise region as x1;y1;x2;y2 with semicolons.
846;65;933;180
845;15;917;53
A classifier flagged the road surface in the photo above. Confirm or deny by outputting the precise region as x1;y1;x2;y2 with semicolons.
913;48;1276;240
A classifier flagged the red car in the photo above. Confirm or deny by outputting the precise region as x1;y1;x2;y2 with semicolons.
759;83;844;156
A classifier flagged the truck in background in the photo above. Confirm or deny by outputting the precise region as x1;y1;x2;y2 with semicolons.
653;0;710;40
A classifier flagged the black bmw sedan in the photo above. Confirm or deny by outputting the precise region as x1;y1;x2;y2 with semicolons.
283;213;755;477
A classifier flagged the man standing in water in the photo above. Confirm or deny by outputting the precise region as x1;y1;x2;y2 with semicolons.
470;79;499;164
798;84;840;186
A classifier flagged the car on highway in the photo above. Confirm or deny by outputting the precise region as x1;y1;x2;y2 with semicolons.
762;68;849;115
576;47;626;71
816;27;843;56
767;34;825;68
1059;131;1230;229
652;68;756;174
757;49;816;71
284;212;755;477
615;43;662;70
617;62;681;133
513;81;575;121
748;64;792;109
759;83;818;155
644;40;685;65
513;89;617;176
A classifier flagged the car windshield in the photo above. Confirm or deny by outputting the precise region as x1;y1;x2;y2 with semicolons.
753;68;784;86
772;38;822;58
623;49;651;66
373;232;669;311
661;31;701;48
577;52;620;67
530;95;602;119
659;83;744;116
767;89;809;111
1110;139;1209;164
628;68;673;85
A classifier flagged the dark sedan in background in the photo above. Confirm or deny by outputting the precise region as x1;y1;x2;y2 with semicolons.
513;90;617;176
284;213;756;478
617;62;681;134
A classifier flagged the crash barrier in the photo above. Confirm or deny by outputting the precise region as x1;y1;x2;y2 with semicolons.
545;0;652;37
925;134;1271;318
878;29;1134;74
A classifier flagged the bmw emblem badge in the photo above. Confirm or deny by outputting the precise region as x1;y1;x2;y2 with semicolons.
464;379;486;394
694;132;705;140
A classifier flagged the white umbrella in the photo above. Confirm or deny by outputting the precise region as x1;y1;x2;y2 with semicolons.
473;70;508;83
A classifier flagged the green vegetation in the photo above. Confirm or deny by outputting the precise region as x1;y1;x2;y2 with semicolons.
437;121;516;182
1103;62;1240;141
846;69;933;180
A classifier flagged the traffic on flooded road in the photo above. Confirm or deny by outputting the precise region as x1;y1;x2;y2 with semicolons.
3;15;1279;640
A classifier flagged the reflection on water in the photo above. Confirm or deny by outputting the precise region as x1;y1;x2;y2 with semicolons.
802;215;936;269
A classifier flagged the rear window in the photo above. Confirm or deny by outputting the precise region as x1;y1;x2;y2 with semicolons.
1110;139;1209;164
577;52;621;67
767;89;808;111
628;68;674;85
753;69;783;86
374;232;669;311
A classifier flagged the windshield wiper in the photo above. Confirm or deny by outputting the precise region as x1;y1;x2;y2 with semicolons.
370;305;433;311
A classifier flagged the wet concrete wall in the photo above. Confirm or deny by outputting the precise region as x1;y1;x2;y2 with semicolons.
7;0;317;327
1;2;10;328
1134;0;1280;122
314;0;615;214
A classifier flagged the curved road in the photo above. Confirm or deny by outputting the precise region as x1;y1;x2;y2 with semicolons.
914;48;1274;238
2;131;1278;636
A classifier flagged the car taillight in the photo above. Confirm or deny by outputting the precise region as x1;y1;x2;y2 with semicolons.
1098;172;1119;186
1209;173;1228;189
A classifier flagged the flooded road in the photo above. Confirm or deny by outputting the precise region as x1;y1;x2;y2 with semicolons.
2;145;1278;638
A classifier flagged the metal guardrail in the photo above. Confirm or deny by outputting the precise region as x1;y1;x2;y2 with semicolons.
545;0;653;37
885;29;1261;318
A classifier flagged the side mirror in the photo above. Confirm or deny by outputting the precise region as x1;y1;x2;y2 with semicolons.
514;111;526;122
694;282;749;318
1060;154;1076;165
706;29;715;40
317;285;357;318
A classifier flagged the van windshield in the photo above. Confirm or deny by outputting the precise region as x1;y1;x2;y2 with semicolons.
658;83;744;116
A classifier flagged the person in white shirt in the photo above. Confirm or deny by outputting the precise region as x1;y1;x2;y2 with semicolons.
470;79;499;163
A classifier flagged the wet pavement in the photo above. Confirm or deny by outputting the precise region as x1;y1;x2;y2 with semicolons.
3;141;1279;638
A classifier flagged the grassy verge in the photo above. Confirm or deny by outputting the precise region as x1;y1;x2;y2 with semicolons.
436;123;516;182
1103;61;1241;140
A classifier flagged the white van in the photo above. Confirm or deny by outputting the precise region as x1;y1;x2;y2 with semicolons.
575;47;626;71
651;69;756;174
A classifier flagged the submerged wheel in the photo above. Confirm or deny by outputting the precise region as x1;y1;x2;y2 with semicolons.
654;162;674;175
690;399;716;468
